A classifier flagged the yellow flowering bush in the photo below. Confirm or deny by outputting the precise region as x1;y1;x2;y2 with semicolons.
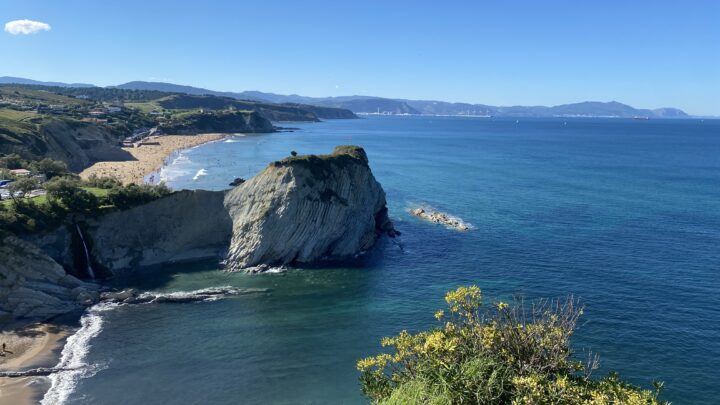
358;286;666;404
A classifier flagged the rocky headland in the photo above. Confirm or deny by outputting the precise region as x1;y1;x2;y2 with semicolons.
224;145;396;270
1;145;395;323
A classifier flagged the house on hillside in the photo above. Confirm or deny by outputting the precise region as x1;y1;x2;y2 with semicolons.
9;169;31;177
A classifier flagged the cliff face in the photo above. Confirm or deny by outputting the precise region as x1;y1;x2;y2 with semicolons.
82;145;392;273
88;190;232;272
224;146;394;270
0;119;133;172
0;236;98;322
160;110;275;135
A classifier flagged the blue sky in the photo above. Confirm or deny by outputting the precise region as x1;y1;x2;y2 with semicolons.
1;0;718;115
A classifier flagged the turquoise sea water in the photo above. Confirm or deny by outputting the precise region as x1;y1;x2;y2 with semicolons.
58;117;719;404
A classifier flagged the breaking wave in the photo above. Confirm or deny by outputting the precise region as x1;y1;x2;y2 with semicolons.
40;302;116;405
41;286;266;403
192;168;208;181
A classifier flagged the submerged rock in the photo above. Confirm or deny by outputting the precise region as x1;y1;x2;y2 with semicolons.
411;208;470;231
224;145;396;270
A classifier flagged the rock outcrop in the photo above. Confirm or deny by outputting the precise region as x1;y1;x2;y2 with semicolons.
224;145;395;270
411;208;470;231
0;236;99;322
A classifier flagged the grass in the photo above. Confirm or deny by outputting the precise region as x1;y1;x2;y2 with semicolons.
125;101;163;113
0;85;89;106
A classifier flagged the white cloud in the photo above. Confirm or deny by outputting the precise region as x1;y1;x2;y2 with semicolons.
4;19;51;35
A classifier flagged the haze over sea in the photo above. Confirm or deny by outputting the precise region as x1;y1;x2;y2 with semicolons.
60;116;719;404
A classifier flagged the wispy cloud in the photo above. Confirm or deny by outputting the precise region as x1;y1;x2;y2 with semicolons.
4;19;51;35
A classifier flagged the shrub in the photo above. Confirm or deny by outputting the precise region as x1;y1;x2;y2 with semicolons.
106;183;172;209
84;174;122;189
229;177;245;187
358;286;666;405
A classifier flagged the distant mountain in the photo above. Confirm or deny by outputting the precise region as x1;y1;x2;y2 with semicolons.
112;81;271;101
0;77;693;118
0;76;95;88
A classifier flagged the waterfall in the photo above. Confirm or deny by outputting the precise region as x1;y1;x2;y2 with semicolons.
75;224;95;279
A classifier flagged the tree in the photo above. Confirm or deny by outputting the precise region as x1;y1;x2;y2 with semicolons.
7;177;39;201
30;158;70;180
45;177;82;201
358;286;666;405
290;151;298;157
0;154;26;170
45;176;98;213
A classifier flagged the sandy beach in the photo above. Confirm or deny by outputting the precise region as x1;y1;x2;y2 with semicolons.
0;323;72;405
79;134;225;185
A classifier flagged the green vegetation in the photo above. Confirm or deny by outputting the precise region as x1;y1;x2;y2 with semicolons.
358;286;666;405
273;145;369;178
0;174;171;235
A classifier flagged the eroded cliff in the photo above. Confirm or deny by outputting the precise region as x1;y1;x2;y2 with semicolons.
224;146;395;270
0;236;98;322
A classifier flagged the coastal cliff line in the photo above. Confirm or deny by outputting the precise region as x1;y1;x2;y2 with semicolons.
1;145;395;323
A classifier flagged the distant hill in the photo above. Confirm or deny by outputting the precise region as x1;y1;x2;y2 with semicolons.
0;77;693;118
0;76;95;88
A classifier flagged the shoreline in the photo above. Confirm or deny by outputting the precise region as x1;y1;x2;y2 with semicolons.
0;323;74;405
79;134;226;185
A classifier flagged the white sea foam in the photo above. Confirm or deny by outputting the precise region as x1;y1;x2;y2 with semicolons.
41;303;116;405
192;168;208;181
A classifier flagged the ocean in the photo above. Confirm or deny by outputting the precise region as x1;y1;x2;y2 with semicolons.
49;116;720;404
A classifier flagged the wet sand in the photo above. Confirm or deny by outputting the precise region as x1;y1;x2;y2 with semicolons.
0;324;72;405
79;134;225;185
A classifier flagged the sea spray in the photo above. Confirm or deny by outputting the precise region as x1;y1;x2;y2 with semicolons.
41;302;116;405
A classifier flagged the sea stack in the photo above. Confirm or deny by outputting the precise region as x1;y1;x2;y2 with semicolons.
223;146;396;270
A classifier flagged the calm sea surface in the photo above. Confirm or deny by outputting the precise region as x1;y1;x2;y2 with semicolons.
61;116;719;404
